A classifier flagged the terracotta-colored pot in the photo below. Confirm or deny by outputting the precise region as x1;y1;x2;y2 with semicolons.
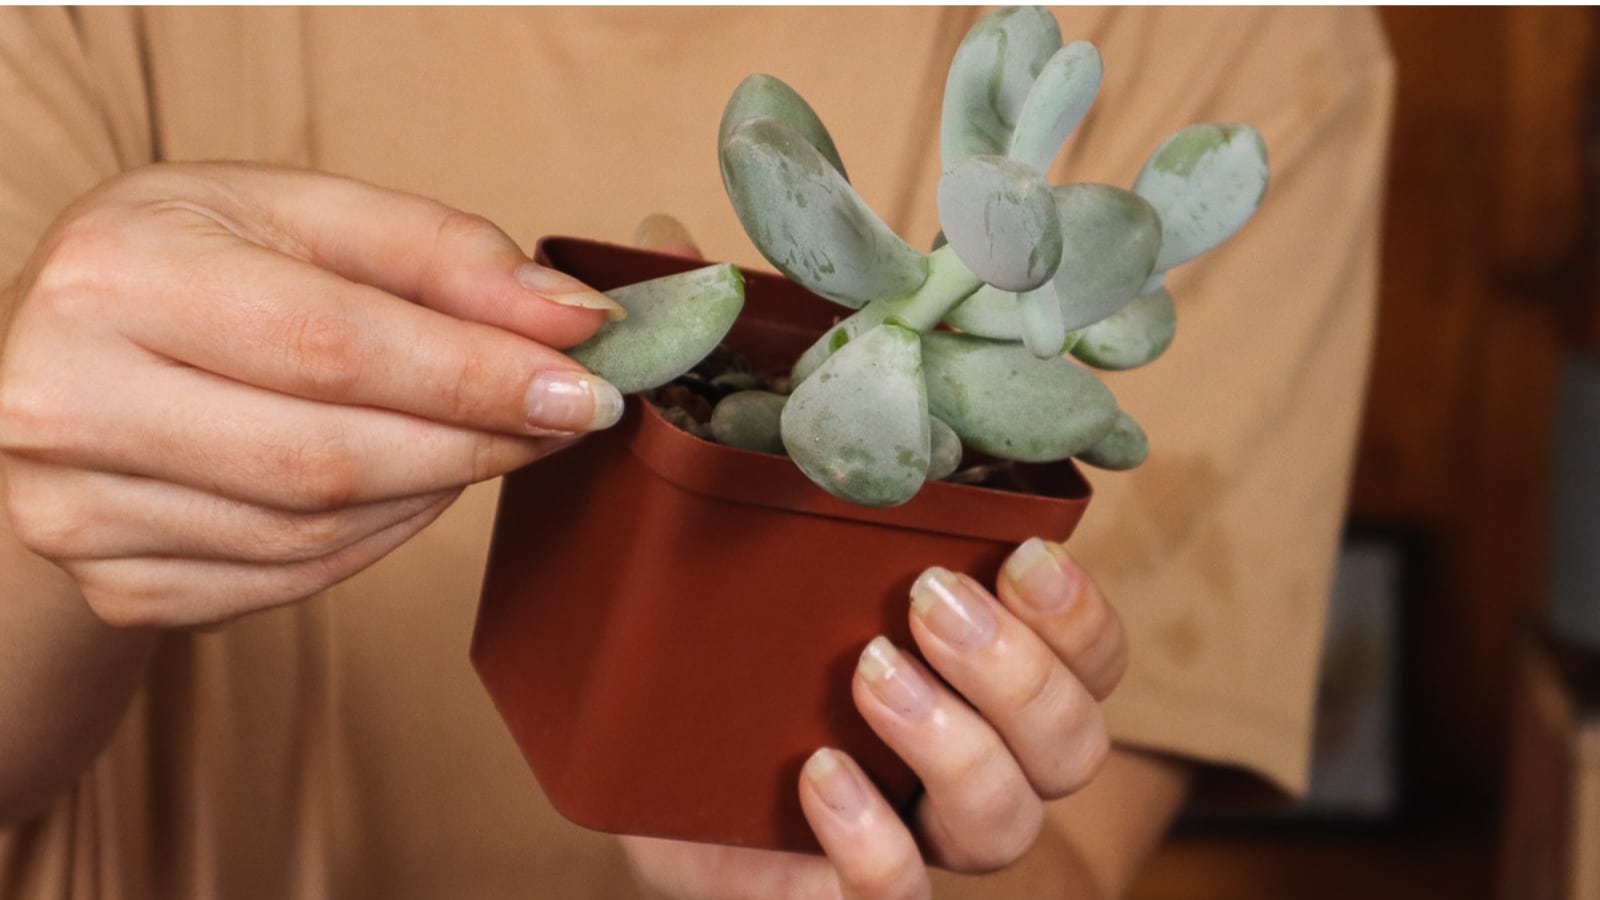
471;237;1092;854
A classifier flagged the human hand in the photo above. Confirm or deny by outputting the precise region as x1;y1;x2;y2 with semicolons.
0;162;626;628
621;538;1127;899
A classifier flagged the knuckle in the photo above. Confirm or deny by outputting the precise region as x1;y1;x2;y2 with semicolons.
421;209;515;295
27;212;132;316
942;799;1043;874
1040;714;1111;799
433;209;512;255
998;650;1066;723
6;499;86;560
0;382;63;455
845;855;922;899
78;580;162;629
258;510;351;562
280;311;366;399
277;432;362;511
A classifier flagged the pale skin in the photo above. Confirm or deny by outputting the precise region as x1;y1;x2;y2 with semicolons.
0;164;1190;898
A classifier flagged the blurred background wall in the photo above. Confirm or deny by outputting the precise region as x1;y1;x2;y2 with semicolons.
1130;8;1600;898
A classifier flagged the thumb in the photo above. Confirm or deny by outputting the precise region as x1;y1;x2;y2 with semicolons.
211;164;623;349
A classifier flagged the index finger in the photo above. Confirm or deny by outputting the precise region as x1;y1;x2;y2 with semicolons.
122;237;622;435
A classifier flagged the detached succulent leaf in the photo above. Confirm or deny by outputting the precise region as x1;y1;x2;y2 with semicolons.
937;155;1062;293
1075;409;1149;470
1052;183;1162;331
710;390;788;454
1007;41;1102;172
722;117;928;309
569;264;745;394
940;6;1062;168
1133;123;1269;272
1070;287;1177;370
922;332;1117;462
781;322;930;507
719;74;848;181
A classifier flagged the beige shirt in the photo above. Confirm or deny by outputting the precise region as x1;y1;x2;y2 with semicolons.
0;8;1394;898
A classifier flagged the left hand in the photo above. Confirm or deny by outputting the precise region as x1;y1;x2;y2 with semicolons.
623;535;1127;898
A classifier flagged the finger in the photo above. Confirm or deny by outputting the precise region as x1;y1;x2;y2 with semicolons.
996;538;1128;700
3;457;455;563
186;164;624;348
798;748;930;900
10;360;566;512
907;567;1111;800
103;238;621;437
65;489;456;628
632;213;704;259
851;639;1044;873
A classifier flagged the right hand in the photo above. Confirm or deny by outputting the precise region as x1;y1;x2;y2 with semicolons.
0;162;626;628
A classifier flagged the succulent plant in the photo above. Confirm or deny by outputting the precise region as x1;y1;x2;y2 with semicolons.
573;6;1268;509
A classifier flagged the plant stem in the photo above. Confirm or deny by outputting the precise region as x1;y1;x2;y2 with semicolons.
885;245;982;333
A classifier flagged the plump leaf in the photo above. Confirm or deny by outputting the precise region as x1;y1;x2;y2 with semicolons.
1052;183;1162;331
791;299;893;386
1070;287;1177;370
722;117;928;309
569;264;745;394
781;322;929;507
943;284;1023;340
709;390;788;454
927;415;964;481
719;74;848;180
922;332;1117;462
1076;409;1149;470
1018;282;1067;358
940;6;1062;168
1133;123;1269;272
937;155;1062;292
1007;41;1102;172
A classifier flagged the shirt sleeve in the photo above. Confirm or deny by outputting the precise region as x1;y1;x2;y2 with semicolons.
1054;7;1397;803
0;7;153;288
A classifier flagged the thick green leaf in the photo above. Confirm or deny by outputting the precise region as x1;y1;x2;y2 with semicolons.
721;117;927;309
1018;282;1067;358
1076;409;1149;470
940;6;1062;168
781;322;929;507
922;332;1117;462
1070;287;1176;370
569;264;745;394
1133;123;1269;271
936;155;1062;292
709;390;788;454
927;415;963;481
791;299;893;386
943;283;1023;340
1007;41;1102;172
718;74;848;180
1052;183;1162;331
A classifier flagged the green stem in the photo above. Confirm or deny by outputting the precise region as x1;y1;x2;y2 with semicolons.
885;245;982;333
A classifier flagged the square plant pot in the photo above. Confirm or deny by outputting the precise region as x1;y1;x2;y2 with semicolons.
471;237;1093;854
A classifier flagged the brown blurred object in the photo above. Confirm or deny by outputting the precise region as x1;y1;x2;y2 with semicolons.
1134;8;1600;898
1497;636;1600;900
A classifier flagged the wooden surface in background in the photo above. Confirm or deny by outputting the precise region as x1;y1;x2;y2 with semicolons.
1135;8;1595;898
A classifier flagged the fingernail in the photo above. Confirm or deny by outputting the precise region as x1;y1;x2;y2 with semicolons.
857;636;935;719
910;567;996;651
1002;537;1076;613
803;748;869;820
633;213;700;257
524;370;624;432
514;262;628;322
